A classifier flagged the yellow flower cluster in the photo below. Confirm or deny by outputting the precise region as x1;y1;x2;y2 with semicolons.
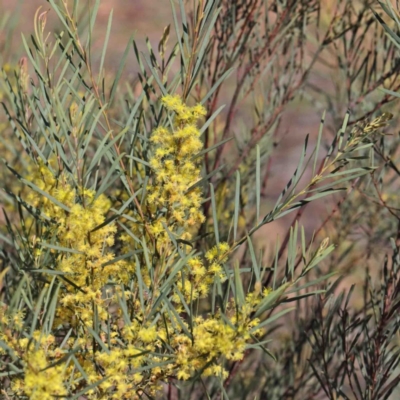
83;323;168;399
147;95;206;244
0;95;273;399
173;242;230;304
63;288;267;395
22;347;66;399
26;161;129;323
170;291;265;381
4;332;67;400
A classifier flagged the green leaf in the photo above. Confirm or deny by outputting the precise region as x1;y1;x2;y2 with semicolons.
253;283;291;319
199;104;225;135
40;242;84;254
193;137;232;159
247;235;260;284
93;152;125;200
256;144;261;222
250;307;295;333
29;287;48;337
200;68;234;105
109;34;134;104
169;0;188;73
191;7;221;89
98;9;113;85
313;111;325;176
210;183;219;244
143;53;168;96
85;127;127;178
233;171;240;242
234;262;245;307
69;377;109;400
87;327;110;354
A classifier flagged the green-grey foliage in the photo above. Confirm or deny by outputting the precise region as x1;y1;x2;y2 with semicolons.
0;0;400;399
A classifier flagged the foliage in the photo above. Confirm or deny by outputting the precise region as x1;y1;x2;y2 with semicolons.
1;0;400;399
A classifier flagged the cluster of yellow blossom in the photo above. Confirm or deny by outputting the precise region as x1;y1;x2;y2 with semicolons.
1;308;167;399
146;94;206;244
0;95;274;399
2;332;67;400
25;160;130;323
172;242;230;304
169;290;266;381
